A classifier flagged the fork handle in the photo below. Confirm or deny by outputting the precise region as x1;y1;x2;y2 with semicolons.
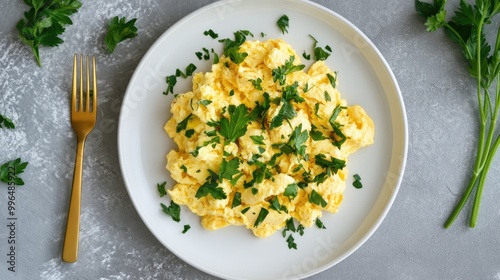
62;137;86;263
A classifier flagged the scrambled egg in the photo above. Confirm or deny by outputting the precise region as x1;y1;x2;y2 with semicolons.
164;39;374;238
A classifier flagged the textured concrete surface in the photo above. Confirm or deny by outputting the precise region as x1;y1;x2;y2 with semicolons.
1;0;500;279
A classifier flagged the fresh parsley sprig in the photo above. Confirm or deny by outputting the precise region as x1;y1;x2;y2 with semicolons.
0;114;15;129
416;0;500;228
105;16;138;54
0;158;29;186
16;0;82;66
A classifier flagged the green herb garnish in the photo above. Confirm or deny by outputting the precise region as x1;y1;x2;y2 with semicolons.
182;224;191;233
416;0;500;228
0;114;15;129
104;16;138;54
254;207;269;227
218;104;250;143
272;56;305;86
309;189;327;207
277;15;289;34
16;0;82;66
0;158;29;186
353;174;363;189
203;29;218;39
315;218;326;229
315;154;346;176
176;114;193;133
160;200;181;222
309;35;332;61
157;181;167;197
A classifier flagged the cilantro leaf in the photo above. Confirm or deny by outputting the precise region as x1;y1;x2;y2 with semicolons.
16;0;82;66
160;200;181;222
218;104;250;142
105;16;138;54
0;158;29;186
0;114;15;129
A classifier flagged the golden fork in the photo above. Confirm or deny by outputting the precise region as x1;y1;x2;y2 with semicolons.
62;54;97;263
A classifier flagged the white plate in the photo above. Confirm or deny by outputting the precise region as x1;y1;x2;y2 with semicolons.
118;0;407;279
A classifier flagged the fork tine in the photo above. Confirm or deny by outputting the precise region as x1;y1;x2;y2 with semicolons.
85;55;90;112
92;56;97;113
72;54;77;112
79;54;83;112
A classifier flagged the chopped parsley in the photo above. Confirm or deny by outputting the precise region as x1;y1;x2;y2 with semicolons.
0;114;15;129
175;63;197;78
219;30;253;64
283;183;298;200
203;29;218;39
309;35;332;61
250;135;266;145
163;75;177;95
217;104;250;143
182;224;191;233
327;72;338;89
195;179;227;200
353;174;363;189
157;181;167;197
176;114;193;133
309;189;327;207
271;56;305;86
315;218;326;229
231;192;242;208
286;235;297;249
277;15;289;34
254;207;269;227
250;77;263;90
161;200;181;222
315;154;346;176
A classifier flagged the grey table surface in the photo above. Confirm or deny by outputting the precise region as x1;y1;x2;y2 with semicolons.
1;0;500;279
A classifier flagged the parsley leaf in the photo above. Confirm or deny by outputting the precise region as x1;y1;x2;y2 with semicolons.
195;180;227;200
219;158;241;184
104;16;138;53
272;56;305;86
0;158;29;186
250;135;266;145
182;224;191;233
309;189;327;207
203;29;218;39
163;75;177;95
283;183;298;200
254;207;269;227
160;200;181;222
231;192;242;208
157;181;167;197
273;124;309;159
219;30;252;64
250;77;263;90
286;234;297;249
16;0;82;66
315;218;326;229
315;154;346;176
176;114;193;133
353;174;363;189
0;114;15;129
277;15;290;34
309;35;332;61
218;104;250;143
